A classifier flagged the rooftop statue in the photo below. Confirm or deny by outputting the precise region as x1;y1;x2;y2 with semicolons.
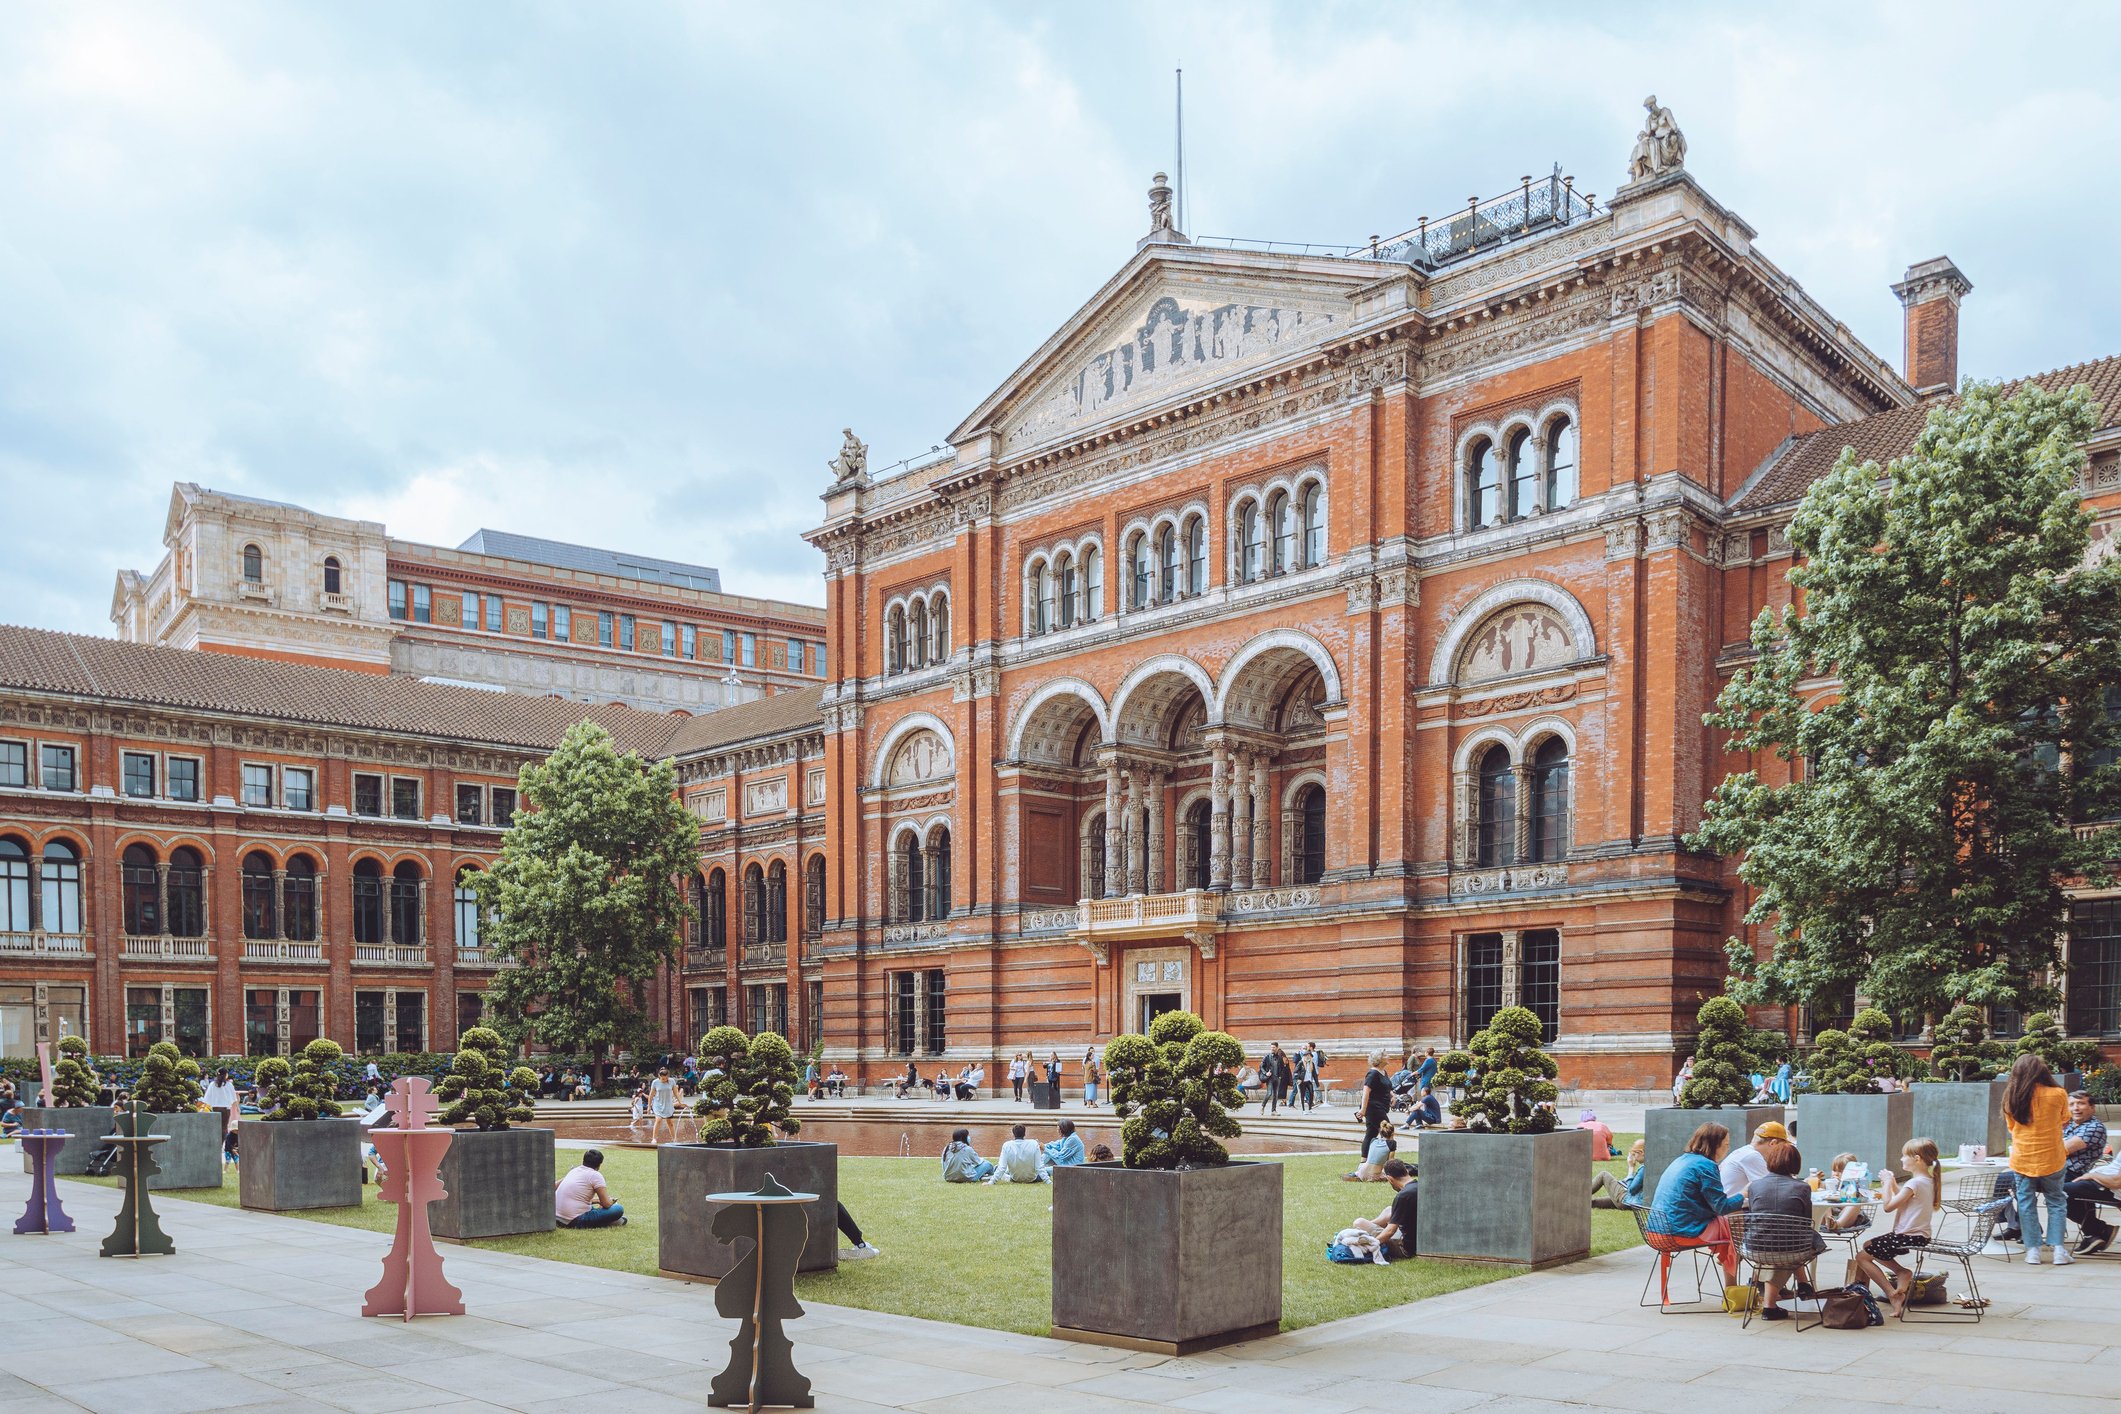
1626;95;1687;184
827;428;868;487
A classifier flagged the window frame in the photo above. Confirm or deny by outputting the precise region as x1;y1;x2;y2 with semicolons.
122;751;157;799
39;744;77;793
455;783;484;826
283;766;315;813
390;776;421;821
490;786;518;826
412;584;432;624
240;762;275;809
353;772;385;818
322;556;342;595
388;580;408;620
0;740;25;789
167;756;201;802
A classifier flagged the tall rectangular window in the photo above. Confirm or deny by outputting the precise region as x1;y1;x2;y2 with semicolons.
354;773;384;817
531;602;548;639
2067;899;2121;1037
241;764;273;808
787;639;804;675
174;988;209;1058
412;584;432;623
722;629;736;663
619;614;636;651
40;745;76;792
0;741;25;788
554;605;571;640
491;787;517;825
388;580;408;620
1522;929;1561;1042
462;592;481;630
457;991;485;1040
122;752;156;798
662;622;677;656
391;778;420;820
246;989;278;1057
891;972;917;1056
815;642;827;678
283;768;315;812
126;986;164;1057
355;991;387;1055
740;633;756;667
681;624;696;659
805;979;823;1051
1463;933;1503;1041
168;758;199;801
396;992;425;1053
599;611;614;647
456;784;483;825
923;969;946;1055
486;596;503;632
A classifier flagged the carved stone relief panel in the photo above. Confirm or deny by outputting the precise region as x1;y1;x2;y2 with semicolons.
887;729;953;786
1456;606;1575;685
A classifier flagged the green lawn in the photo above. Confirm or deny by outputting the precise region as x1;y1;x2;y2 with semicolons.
66;1138;1643;1336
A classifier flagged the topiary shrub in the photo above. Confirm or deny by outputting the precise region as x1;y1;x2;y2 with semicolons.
1803;1007;1923;1094
1438;1006;1559;1133
1103;1009;1245;1169
691;1025;801;1145
2013;1010;2101;1076
1927;1004;2009;1082
133;1040;205;1114
252;1057;292;1112
435;1026;537;1130
1676;997;1762;1108
49;1034;98;1107
266;1039;348;1120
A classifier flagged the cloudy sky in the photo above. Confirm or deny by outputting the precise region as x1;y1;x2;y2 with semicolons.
5;2;2117;634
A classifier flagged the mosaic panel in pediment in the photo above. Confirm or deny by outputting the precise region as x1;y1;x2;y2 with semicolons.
1456;605;1577;685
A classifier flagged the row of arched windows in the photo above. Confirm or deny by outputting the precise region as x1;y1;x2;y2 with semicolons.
1127;516;1208;610
1232;478;1326;584
1082;784;1327;897
0;837;81;934
1027;544;1102;635
239;545;343;596
1464;413;1578;530
688;858;829;951
1472;739;1571;867
894;825;952;923
886;588;950;675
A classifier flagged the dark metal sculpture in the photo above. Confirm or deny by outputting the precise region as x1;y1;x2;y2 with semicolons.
99;1101;174;1257
707;1173;816;1411
13;1129;75;1235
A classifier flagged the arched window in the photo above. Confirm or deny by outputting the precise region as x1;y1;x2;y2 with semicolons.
1081;547;1102;621
1239;501;1266;582
706;867;727;948
899;835;925;923
455;867;482;952
888;606;908;674
743;864;765;943
242;851;277;940
0;838;28;932
391;862;423;947
322;556;342;595
1056;553;1076;629
166;846;205;938
40;842;82;935
1186;800;1212;890
1528;737;1571;862
1184;516;1206;595
353;860;385;945
1027;565;1048;634
1475;745;1516;868
928;828;952;920
1130;533;1152;609
122;843;160;935
1295;785;1327;885
909;600;929;670
1545;416;1578;510
242;543;263;583
1507;430;1536;522
1157;526;1179;603
1084;813;1107;900
931;592;950;660
1269;491;1296;575
1467;439;1501;529
685;872;705;948
804;855;825;940
1300;484;1325;568
284;856;317;941
765;861;788;944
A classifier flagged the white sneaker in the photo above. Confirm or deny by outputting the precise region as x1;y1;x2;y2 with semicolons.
838;1242;879;1261
2025;1247;2043;1265
2051;1246;2074;1266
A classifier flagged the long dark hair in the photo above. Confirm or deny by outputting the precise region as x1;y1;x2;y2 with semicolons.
2005;1052;2059;1125
943;1126;969;1158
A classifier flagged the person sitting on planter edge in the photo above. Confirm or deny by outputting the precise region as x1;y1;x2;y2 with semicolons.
1344;1118;1397;1182
989;1124;1044;1184
1592;1139;1647;1209
1346;1158;1420;1258
1041;1118;1086;1174
1646;1121;1744;1284
1741;1137;1827;1321
941;1128;994;1183
555;1149;626;1228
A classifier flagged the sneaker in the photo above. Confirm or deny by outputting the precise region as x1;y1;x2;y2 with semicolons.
2025;1247;2043;1265
2084;1232;2116;1255
2052;1246;2074;1266
836;1244;878;1262
1761;1306;1790;1321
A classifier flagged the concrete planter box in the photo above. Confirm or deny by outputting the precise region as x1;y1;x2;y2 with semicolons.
1416;1128;1593;1268
18;1107;113;1175
1051;1160;1283;1355
1910;1079;2008;1156
1796;1091;1913;1177
240;1118;363;1211
428;1127;555;1240
1643;1105;1785;1193
145;1110;224;1189
658;1141;838;1282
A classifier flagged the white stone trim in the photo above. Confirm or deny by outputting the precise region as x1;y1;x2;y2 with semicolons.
869;711;957;791
1428;578;1598;686
1214;627;1344;720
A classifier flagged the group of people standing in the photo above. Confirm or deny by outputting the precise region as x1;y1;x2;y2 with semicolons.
1241;1041;1329;1113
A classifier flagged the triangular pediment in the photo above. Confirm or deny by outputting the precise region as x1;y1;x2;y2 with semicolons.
955;246;1398;460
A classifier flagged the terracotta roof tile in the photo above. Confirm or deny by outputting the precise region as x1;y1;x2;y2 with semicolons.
661;684;825;757
1733;352;2121;512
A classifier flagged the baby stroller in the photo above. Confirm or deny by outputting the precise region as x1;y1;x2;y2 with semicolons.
1388;1068;1421;1115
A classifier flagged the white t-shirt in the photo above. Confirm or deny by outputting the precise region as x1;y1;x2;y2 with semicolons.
554;1165;606;1221
995;1137;1043;1183
1893;1175;1935;1238
202;1079;238;1109
1719;1143;1770;1199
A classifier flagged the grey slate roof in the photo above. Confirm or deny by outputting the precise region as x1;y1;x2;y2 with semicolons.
455;529;722;593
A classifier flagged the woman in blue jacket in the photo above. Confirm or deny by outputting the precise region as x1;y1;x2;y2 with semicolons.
1647;1122;1745;1282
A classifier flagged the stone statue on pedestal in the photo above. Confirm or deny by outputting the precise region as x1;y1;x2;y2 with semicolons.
827;429;868;488
1626;96;1687;183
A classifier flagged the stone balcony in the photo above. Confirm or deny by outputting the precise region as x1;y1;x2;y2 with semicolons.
122;934;213;962
242;940;325;965
684;945;728;973
740;940;788;971
454;945;506;969
0;931;89;958
353;943;431;967
1075;889;1221;941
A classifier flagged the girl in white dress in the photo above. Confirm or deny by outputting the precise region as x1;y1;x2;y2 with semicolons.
647;1068;680;1146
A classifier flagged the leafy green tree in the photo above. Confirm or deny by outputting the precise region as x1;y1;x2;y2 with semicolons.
1694;383;2121;1022
436;1026;538;1130
1804;1007;1923;1093
133;1040;204;1113
691;1026;801;1145
1676;997;1762;1108
2014;1010;2102;1075
469;721;699;1075
1437;1006;1559;1133
264;1039;348;1120
1103;1010;1245;1168
1927;1004;2008;1082
49;1034;98;1107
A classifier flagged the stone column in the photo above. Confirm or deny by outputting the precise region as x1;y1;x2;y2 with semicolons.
1500;928;1524;1008
272;869;287;941
1103;757;1124;899
1230;752;1253;888
155;862;170;937
1145;771;1166;895
1281;807;1300;883
1512;765;1534;867
1209;741;1232;890
889;850;909;925
921;843;939;922
415;879;429;950
1123;772;1145;896
1250;756;1273;888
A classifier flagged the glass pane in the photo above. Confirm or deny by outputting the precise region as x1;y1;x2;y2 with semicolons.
396;992;425;1053
288;991;322;1052
1464;934;1503;1037
173;989;209;1057
127;986;163;1058
246;989;278;1057
356;992;385;1053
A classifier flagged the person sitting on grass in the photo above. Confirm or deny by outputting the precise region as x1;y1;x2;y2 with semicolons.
1091;1143;1114;1162
835;1201;880;1260
1344;1118;1397;1182
1741;1137;1827;1321
555;1149;625;1228
1345;1158;1420;1259
990;1123;1044;1184
1577;1109;1615;1161
1591;1139;1647;1208
1042;1118;1086;1173
941;1127;994;1183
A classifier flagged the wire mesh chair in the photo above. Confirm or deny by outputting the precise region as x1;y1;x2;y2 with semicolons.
1630;1202;1729;1313
1815;1195;1876;1273
1944;1171;2020;1260
1906;1211;1994;1322
1735;1213;1826;1331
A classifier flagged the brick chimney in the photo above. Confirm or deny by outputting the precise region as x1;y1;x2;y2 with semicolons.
1891;257;1973;396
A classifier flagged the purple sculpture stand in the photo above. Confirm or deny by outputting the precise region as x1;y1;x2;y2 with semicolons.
362;1077;465;1321
14;1130;76;1235
707;1175;817;1412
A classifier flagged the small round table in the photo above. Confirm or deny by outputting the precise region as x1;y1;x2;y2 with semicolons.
13;1129;76;1235
705;1176;818;1412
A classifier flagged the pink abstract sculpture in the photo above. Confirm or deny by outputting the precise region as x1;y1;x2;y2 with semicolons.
362;1077;465;1320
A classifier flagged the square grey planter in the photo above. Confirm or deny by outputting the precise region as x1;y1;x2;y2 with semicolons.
1795;1091;1913;1177
1643;1105;1786;1194
1910;1079;2007;1157
1031;1080;1062;1110
1051;1160;1283;1355
428;1127;556;1239
1416;1128;1593;1268
145;1110;225;1189
240;1118;364;1210
659;1141;838;1282
18;1107;113;1175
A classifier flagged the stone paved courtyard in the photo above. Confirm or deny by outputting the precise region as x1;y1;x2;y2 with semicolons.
2;1169;2114;1414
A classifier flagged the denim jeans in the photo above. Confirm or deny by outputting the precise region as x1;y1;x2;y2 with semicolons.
2015;1170;2067;1248
566;1202;624;1228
